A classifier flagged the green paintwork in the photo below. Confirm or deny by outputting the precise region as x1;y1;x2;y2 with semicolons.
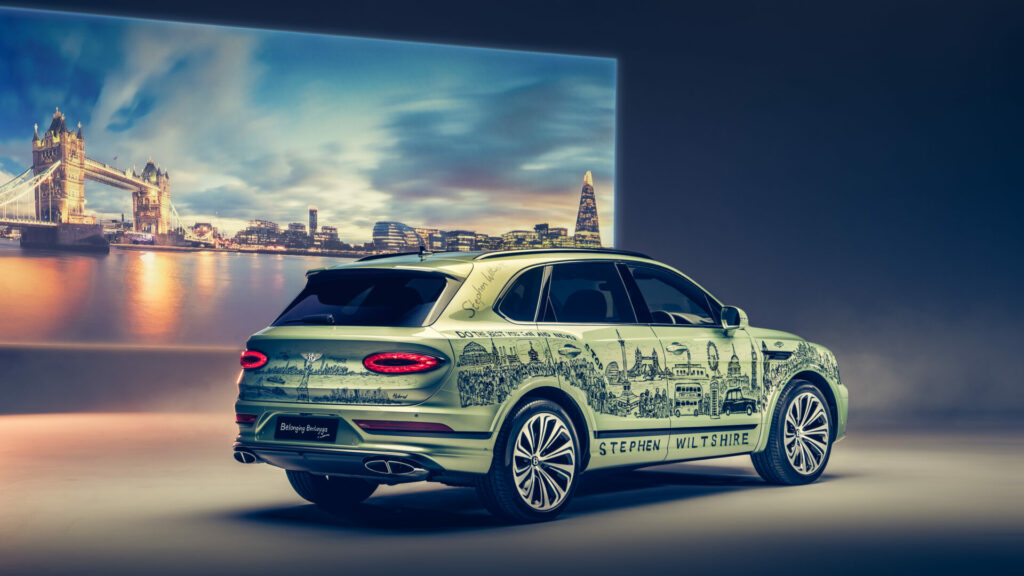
234;250;848;477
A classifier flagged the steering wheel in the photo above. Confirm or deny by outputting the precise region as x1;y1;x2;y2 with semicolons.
651;310;676;324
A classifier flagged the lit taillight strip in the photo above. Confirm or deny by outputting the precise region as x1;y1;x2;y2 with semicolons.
240;349;268;369
363;352;443;374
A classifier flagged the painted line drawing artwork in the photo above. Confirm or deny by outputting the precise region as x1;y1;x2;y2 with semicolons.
453;331;764;420
760;340;842;408
238;353;408;405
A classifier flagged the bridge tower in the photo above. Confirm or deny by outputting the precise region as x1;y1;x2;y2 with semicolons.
133;160;171;234
31;108;92;224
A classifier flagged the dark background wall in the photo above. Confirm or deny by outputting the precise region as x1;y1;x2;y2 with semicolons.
6;0;1023;423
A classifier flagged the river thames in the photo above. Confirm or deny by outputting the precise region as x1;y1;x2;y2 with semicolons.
0;239;355;347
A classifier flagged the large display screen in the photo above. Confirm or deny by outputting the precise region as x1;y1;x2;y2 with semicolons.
0;7;616;351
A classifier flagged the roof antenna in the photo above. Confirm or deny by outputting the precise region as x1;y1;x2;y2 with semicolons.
418;243;432;260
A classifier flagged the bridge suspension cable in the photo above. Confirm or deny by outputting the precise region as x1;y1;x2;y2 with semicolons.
0;161;62;221
169;200;214;244
0;167;33;195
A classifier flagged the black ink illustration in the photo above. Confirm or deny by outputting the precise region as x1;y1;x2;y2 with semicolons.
761;340;842;402
452;330;763;419
239;352;407;405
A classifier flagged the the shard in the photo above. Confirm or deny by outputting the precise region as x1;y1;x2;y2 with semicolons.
573;170;601;247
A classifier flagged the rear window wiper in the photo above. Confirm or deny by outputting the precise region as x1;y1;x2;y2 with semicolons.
282;313;335;325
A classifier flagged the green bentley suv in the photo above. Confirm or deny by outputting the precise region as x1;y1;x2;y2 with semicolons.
233;248;848;522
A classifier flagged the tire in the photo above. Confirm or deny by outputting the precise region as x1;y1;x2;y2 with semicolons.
751;381;833;485
724;407;732;416
476;399;580;523
746;405;753;416
286;470;378;511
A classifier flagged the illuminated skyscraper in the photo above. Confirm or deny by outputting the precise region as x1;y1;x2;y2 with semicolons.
372;221;422;252
573;170;601;247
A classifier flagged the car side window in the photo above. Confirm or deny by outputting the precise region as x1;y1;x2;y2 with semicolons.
627;264;718;326
496;266;544;322
542;262;635;323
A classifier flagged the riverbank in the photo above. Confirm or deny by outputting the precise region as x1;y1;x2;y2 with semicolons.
110;242;371;258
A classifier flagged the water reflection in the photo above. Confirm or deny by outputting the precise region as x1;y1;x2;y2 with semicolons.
0;240;352;346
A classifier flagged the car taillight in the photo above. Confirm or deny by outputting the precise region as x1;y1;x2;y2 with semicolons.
363;352;443;374
240;349;268;369
353;419;455;433
236;413;257;424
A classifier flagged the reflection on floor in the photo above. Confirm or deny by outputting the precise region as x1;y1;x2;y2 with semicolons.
0;413;1022;576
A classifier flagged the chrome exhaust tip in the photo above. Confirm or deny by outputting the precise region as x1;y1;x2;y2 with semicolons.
386;460;416;475
233;449;259;464
364;459;390;474
364;458;423;476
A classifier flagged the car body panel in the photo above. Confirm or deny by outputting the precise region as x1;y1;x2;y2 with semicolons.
233;250;848;479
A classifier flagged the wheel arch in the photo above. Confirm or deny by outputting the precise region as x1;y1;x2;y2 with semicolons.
755;369;840;452
786;371;839;442
499;386;592;472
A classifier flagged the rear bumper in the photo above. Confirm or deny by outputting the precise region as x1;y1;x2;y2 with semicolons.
234;399;499;475
233;441;449;484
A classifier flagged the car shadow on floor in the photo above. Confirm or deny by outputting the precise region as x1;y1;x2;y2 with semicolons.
224;462;843;533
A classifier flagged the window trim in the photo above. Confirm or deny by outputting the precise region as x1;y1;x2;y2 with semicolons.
620;262;723;328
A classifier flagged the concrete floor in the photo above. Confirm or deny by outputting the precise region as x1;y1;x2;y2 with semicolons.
1;414;1021;576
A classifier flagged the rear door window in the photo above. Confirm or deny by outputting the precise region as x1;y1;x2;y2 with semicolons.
273;269;458;327
541;261;635;323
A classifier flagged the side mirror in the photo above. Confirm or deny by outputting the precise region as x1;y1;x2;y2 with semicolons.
721;306;749;333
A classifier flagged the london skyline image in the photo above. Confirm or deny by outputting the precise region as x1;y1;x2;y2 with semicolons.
0;7;616;246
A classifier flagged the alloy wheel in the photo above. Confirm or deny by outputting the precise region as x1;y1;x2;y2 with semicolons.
783;392;830;475
512;412;576;511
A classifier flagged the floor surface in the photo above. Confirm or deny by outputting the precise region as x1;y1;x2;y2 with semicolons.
1;414;1021;576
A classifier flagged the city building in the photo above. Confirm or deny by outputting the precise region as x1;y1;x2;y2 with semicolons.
308;206;318;236
414;227;446;251
284;223;309;248
372;221;422;252
476;233;503;251
573;170;601;247
234;219;281;246
444;229;477;252
501;229;539;250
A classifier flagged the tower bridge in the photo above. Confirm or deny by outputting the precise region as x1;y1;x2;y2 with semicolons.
1;108;209;250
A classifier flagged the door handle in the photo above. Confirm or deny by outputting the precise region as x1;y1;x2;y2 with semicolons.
557;344;581;357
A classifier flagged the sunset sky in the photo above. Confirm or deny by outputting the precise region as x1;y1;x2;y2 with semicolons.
0;7;616;242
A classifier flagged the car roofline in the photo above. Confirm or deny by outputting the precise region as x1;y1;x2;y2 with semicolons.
474;248;652;260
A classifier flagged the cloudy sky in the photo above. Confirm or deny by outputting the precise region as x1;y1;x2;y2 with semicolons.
0;8;616;242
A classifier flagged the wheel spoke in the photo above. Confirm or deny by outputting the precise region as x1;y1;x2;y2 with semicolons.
538;420;563;455
804;435;828;454
542;461;575;481
537;467;566;507
802;405;825;428
803;441;820;469
539;440;573;462
514;444;533;462
802;423;829;435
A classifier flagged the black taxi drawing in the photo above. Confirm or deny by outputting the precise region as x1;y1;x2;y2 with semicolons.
233;249;848;522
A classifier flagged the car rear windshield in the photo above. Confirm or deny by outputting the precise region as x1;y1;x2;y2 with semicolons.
273;269;459;327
